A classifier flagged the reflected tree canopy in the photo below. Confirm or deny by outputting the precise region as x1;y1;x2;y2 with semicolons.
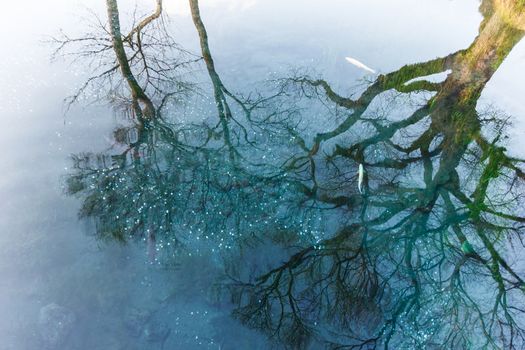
60;0;525;348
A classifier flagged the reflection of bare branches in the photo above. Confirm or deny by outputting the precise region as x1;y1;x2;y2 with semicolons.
106;0;155;123
62;0;525;348
124;0;162;43
51;0;198;120
227;2;525;349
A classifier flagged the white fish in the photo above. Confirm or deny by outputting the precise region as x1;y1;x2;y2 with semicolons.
358;163;365;194
345;56;376;74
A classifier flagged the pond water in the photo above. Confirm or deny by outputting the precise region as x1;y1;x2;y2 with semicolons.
2;1;525;349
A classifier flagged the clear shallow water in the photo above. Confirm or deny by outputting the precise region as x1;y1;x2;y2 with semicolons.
2;1;525;349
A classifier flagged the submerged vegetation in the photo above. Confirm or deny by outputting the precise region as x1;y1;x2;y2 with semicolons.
58;0;525;348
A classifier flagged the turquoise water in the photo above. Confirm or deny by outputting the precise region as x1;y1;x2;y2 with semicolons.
2;1;525;349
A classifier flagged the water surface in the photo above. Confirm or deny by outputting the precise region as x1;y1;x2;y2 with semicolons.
2;1;525;349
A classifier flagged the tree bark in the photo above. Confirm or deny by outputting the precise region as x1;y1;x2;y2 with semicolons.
106;0;156;122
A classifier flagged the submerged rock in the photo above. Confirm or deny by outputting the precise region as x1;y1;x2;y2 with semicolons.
123;307;151;337
38;303;76;349
143;320;171;343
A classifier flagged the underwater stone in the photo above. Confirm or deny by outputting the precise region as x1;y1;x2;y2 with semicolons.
143;320;171;343
38;303;76;349
123;307;151;337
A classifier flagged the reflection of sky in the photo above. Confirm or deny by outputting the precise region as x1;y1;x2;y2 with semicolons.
169;0;481;80
481;40;525;157
163;0;258;15
1;1;525;348
2;0;524;155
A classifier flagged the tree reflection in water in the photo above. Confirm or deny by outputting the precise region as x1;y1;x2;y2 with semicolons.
60;0;525;348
